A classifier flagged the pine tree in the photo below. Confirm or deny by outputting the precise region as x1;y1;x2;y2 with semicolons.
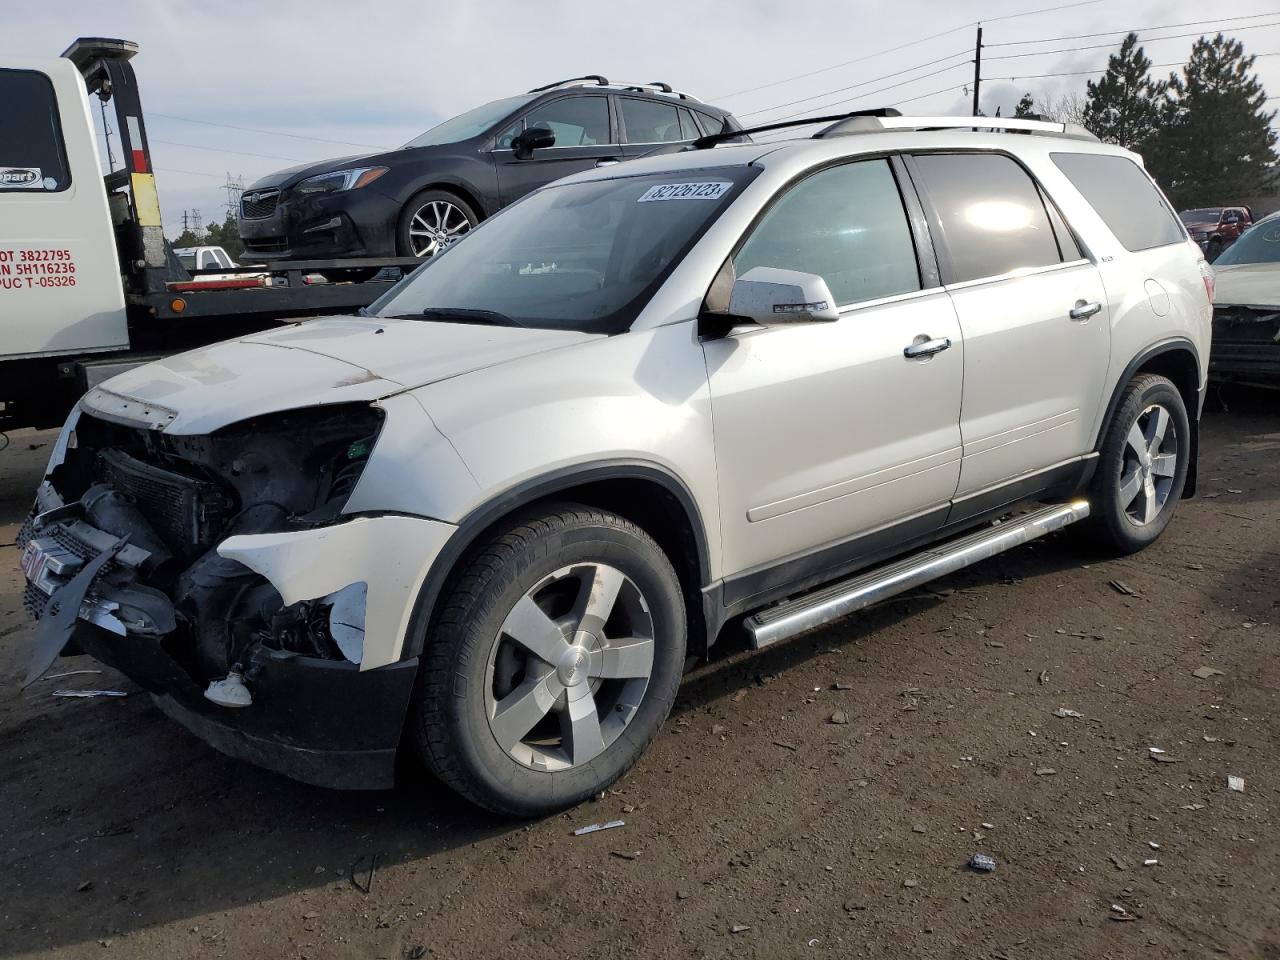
1014;92;1036;118
1082;33;1165;148
1147;33;1277;209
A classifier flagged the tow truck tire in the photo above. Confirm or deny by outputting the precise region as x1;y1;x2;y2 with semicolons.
413;504;686;817
1206;237;1223;261
1082;373;1190;555
396;189;479;259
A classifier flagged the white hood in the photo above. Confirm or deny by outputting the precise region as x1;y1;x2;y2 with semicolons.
1213;262;1280;309
81;315;599;433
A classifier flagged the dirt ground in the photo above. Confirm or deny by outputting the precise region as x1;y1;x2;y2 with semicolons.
0;393;1277;960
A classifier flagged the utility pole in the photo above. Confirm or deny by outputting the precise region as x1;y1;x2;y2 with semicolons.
972;25;983;117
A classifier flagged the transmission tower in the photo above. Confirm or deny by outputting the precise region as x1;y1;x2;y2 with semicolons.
222;173;245;220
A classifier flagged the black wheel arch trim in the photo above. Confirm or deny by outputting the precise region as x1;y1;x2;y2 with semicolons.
1095;337;1201;497
401;180;488;220
400;460;713;661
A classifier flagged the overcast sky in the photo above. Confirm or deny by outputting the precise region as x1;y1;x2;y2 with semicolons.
6;0;1280;236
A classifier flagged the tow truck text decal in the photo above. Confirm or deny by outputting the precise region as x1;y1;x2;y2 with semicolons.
0;248;77;290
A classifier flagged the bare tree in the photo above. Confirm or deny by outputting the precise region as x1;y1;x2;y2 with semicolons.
1034;91;1087;126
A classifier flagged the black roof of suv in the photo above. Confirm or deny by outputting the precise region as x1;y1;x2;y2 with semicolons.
237;77;745;263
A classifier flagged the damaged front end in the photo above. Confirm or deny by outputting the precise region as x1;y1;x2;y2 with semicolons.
1210;303;1280;386
18;401;420;789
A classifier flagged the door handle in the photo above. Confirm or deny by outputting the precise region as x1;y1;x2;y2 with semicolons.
595;158;621;167
903;336;952;359
1069;300;1102;321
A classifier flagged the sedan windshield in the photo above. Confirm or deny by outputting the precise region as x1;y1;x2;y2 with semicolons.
1213;218;1280;266
403;95;537;148
1180;208;1221;224
371;167;759;334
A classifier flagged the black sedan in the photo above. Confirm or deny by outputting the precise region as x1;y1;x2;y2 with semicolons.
238;78;743;262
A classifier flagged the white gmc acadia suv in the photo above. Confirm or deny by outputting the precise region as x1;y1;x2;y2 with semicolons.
19;113;1212;815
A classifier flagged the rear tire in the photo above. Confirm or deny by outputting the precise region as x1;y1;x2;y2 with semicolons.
413;504;686;817
1083;373;1190;554
1207;237;1223;261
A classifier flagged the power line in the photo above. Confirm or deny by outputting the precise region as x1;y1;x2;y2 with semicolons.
738;49;972;119
986;50;1280;81
150;137;311;164
980;0;1105;24
987;11;1280;47
770;61;977;123
710;0;1104;100
985;20;1280;61
148;111;390;150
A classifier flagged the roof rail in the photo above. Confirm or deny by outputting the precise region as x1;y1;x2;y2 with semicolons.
691;108;902;149
528;75;609;93
527;76;702;102
816;114;1099;142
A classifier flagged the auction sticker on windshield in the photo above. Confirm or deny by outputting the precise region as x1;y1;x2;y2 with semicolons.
637;182;732;202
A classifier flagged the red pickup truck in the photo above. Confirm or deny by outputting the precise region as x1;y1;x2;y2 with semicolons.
1179;206;1253;260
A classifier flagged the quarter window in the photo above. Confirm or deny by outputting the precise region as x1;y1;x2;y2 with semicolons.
0;68;71;193
1051;153;1185;252
735;159;921;307
696;113;727;136
912;153;1063;283
520;96;611;146
620;98;683;143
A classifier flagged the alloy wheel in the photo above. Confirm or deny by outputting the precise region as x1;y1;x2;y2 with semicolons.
1118;402;1179;525
484;563;655;772
407;200;472;257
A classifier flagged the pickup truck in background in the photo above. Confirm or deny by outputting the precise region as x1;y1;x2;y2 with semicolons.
1178;206;1253;261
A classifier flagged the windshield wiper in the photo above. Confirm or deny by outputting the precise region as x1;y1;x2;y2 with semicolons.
417;307;526;328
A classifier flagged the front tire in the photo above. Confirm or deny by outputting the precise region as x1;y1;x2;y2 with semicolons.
396;189;478;259
1085;373;1190;554
413;504;686;817
1207;237;1224;261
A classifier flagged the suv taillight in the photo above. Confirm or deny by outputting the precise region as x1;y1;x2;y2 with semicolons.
1199;259;1215;303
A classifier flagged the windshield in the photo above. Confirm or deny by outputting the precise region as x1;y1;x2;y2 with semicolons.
1180;208;1221;224
371;167;759;334
402;95;537;148
1212;218;1280;266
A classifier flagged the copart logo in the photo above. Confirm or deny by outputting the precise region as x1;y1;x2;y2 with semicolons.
0;168;42;189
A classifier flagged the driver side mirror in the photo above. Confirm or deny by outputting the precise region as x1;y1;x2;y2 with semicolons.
512;126;556;160
727;266;840;325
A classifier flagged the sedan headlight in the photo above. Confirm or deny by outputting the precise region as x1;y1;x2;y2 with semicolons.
295;166;389;196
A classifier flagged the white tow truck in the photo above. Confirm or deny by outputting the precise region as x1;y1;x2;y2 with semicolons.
0;37;420;432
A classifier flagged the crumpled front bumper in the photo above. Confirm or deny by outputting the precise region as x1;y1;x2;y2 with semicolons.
72;623;420;790
1211;306;1280;383
19;483;457;789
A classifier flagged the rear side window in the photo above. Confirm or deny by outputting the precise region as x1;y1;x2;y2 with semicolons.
620;98;684;143
735;159;921;307
0;68;71;193
678;109;700;141
911;153;1063;283
1051;153;1185;252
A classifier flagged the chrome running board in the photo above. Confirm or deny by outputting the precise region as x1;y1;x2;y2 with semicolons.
743;500;1090;649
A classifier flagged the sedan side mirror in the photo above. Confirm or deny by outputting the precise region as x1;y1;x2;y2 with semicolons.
727;266;840;325
512;126;556;159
